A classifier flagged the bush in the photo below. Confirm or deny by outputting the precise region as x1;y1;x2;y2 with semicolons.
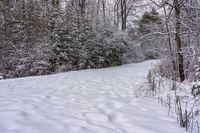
191;57;200;96
52;23;135;72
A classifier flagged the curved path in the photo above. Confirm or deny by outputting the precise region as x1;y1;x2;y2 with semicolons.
0;61;185;133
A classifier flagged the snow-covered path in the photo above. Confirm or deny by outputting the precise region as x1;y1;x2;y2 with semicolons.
0;60;185;133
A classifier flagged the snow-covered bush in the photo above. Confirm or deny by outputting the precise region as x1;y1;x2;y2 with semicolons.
155;57;177;80
52;23;132;71
85;30;129;68
110;31;145;63
0;0;146;79
191;57;200;96
182;46;200;82
0;73;3;80
136;57;200;132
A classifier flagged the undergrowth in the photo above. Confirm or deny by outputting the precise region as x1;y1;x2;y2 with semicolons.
135;66;200;133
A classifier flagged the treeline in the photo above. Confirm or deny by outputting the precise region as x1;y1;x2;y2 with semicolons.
0;0;166;79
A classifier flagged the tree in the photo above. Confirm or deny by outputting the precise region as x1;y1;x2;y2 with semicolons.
139;7;163;34
138;7;164;59
120;0;138;31
149;0;200;81
0;0;146;78
174;0;185;82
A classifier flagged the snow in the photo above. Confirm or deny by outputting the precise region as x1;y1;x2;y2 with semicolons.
0;60;186;133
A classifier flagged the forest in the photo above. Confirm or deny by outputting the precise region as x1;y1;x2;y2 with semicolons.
1;0;200;132
0;0;199;82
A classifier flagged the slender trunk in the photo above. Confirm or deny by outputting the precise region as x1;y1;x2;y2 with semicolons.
164;6;176;79
102;0;106;25
121;0;126;31
3;0;10;42
114;0;120;29
174;0;185;82
96;0;100;27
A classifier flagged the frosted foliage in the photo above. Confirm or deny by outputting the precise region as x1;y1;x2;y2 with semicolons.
191;58;200;96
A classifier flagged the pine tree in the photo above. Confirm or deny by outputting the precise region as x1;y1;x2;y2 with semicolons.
139;7;163;35
139;7;164;59
52;9;83;71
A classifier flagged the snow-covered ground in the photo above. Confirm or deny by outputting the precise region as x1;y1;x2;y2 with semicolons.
0;60;186;133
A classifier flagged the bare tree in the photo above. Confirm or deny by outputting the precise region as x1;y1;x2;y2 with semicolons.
120;0;137;31
114;0;120;29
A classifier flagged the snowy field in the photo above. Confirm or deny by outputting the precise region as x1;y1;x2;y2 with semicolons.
0;60;186;133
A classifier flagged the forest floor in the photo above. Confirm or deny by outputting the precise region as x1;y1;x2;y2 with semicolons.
0;60;186;133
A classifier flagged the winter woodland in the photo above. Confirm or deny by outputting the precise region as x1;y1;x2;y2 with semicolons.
1;0;200;132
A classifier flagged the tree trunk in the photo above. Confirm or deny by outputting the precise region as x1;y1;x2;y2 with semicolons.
163;5;176;79
121;0;126;31
174;0;185;82
114;0;120;29
96;0;100;27
102;0;106;25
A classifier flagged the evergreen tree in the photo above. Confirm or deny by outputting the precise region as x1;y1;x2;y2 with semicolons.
138;7;164;59
139;7;163;35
